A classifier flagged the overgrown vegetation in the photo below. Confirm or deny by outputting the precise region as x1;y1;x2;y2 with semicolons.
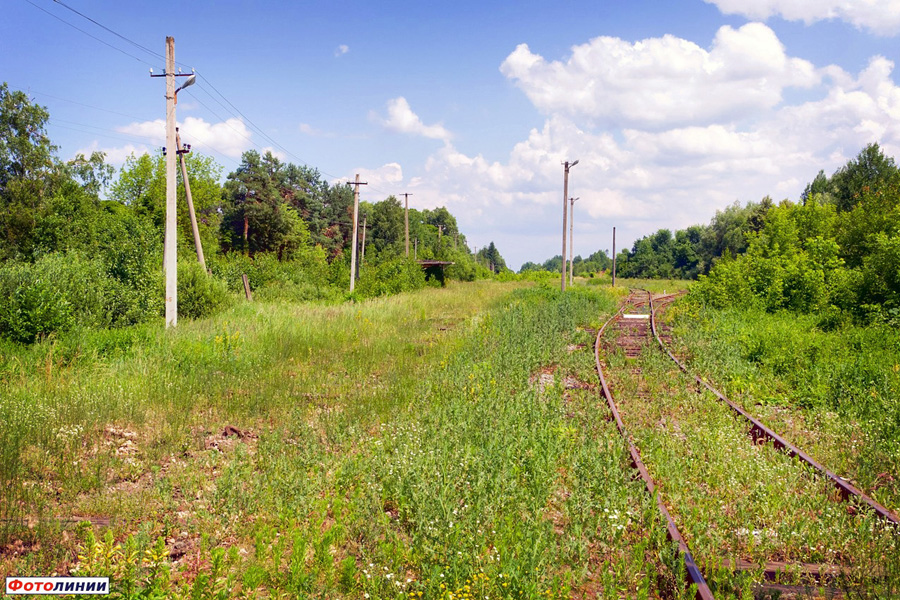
0;83;500;343
688;145;900;322
0;281;700;598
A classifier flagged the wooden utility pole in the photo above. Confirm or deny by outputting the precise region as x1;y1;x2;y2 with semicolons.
176;128;206;272
612;226;617;287
347;174;367;292
561;160;578;292
164;37;177;328
569;197;578;286
414;237;418;260
401;192;412;257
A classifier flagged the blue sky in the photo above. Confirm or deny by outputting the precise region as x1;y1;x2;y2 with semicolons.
5;0;900;269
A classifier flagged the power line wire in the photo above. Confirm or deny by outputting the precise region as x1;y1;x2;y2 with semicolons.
24;0;401;199
51;0;163;62
23;0;154;66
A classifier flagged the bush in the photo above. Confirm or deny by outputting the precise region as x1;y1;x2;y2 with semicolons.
176;261;232;319
354;257;426;298
209;248;332;294
0;253;110;343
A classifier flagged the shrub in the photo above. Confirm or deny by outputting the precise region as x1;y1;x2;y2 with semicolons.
176;261;232;320
0;253;110;343
354;257;426;298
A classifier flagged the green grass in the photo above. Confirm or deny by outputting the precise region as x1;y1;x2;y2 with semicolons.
666;302;900;513
0;280;697;598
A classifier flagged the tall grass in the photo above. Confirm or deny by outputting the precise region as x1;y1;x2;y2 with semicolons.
1;280;694;598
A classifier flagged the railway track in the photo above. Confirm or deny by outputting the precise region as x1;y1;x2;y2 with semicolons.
593;289;900;599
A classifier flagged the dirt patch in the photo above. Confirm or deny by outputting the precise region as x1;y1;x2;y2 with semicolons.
528;365;557;393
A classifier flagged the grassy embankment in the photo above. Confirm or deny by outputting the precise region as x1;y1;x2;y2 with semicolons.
1;279;696;599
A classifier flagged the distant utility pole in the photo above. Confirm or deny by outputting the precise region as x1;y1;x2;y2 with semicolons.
401;192;413;257
569;197;579;286
612;226;617;287
347;174;367;292
150;36;194;328
176;128;206;272
414;237;418;260
561;160;579;292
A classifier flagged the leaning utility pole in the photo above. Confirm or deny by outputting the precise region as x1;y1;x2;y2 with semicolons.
612;226;617;287
176;128;206;272
561;160;579;291
401;192;413;257
361;217;367;268
569;197;579;286
347;174;367;292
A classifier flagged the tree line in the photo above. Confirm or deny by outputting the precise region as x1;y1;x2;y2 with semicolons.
0;83;505;343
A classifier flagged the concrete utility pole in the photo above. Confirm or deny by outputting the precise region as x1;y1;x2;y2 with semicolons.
151;37;194;328
347;174;367;292
176;128;206;272
612;226;617;287
569;197;579;286
401;192;413;257
561;160;579;292
164;38;177;327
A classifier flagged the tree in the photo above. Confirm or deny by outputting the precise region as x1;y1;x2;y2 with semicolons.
110;149;222;258
477;241;507;273
368;196;405;255
221;150;295;256
0;83;59;259
829;143;900;212
67;151;114;197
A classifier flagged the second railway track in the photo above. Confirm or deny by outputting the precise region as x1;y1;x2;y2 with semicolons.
593;289;900;599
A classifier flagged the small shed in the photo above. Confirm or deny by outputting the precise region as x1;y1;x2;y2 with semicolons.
417;260;454;285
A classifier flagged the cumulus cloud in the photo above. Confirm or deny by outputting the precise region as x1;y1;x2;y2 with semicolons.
338;27;900;270
341;162;404;191
408;48;900;269
377;97;452;141
117;116;253;158
500;22;818;128
705;0;900;36
335;44;349;57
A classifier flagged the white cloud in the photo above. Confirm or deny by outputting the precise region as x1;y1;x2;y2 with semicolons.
335;44;349;57
299;122;336;138
348;163;404;192
705;0;900;36
260;146;287;161
72;141;151;167
405;50;900;269
117;116;253;158
377;97;452;141
500;22;818;128
340;27;900;270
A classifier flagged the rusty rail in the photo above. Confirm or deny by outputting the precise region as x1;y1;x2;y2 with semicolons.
594;290;716;600
648;294;900;527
